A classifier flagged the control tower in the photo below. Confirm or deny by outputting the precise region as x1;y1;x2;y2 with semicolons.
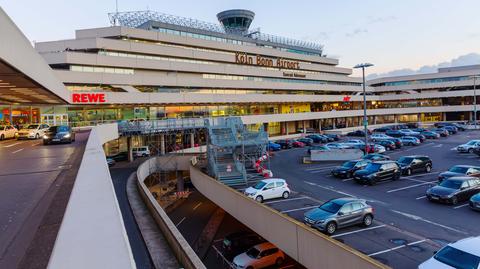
216;9;255;34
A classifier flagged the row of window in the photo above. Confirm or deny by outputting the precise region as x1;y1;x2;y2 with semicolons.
70;65;134;74
202;74;361;86
383;76;470;86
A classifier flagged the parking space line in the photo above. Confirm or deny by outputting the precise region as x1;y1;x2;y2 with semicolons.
264;196;309;205
367;239;426;257
176;217;186;227
4;142;21;148
401;171;440;181
342;178;353;182
386;181;437;193
212;245;234;269
391;210;468;235
193;202;202;210
331;225;386;238
453;204;469;209
281;205;318;213
12;148;24;154
415;196;426;200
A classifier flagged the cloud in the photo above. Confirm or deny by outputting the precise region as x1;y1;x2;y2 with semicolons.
366;15;397;24
301;31;330;41
367;53;480;79
345;28;368;38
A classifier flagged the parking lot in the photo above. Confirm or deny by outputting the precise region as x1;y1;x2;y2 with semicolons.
256;130;480;269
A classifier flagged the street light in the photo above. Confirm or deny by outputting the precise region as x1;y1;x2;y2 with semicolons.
354;63;374;154
470;75;480;130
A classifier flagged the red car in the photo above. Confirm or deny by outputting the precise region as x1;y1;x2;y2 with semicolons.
292;140;306;148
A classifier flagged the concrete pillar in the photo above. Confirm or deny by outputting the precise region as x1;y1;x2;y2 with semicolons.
470;112;474;121
303;121;306;133
332;119;336;129
373;116;377;125
9;105;13;124
127;136;134;162
29;106;33;124
442;113;447;121
394;115;398;124
318;120;322;131
285;122;289;135
190;133;195;148
176;170;184;192
160;134;166;155
345;118;349;128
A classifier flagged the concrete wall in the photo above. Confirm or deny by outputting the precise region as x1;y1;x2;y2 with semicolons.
48;123;136;269
136;156;206;269
189;164;390;269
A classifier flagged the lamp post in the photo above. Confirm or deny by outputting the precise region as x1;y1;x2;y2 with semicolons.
471;75;480;130
354;63;374;154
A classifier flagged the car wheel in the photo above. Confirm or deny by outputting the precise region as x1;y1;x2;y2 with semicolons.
363;214;373;227
282;191;289;199
43;140;48;145
326;222;337;235
451;196;458;205
425;165;432;173
275;257;284;266
35;133;39;139
0;134;3;141
468;148;474;153
255;196;264;203
406;169;412;176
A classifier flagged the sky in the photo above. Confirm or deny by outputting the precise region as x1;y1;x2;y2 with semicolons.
1;0;479;78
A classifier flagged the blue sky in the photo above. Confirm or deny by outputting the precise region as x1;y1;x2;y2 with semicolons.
1;0;479;77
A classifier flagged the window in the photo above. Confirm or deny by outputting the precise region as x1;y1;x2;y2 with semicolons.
276;181;284;187
264;183;275;190
339;204;353;214
351;203;363;211
434;246;480;269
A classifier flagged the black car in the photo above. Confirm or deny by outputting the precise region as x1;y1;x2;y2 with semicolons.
432;128;449;137
385;129;403;137
373;126;391;133
319;134;334;142
353;161;401;185
436;122;466;131
222;231;265;260
346;130;371;137
43;125;75;145
421;131;440;139
276;139;293;149
385;138;403;149
306;134;327;143
438;165;480;182
376;140;396;150
107;152;129;162
362;153;391;161
297;137;314;146
426;177;480;205
443;126;458;134
331;159;371;178
396;155;432;176
325;134;340;141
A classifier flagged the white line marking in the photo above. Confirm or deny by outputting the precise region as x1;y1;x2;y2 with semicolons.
176;217;186;227
453;204;469;209
367;239;426;257
331;225;386;238
193;202;202;211
401;171;440;181
433;144;443;148
416;196;427;200
305;165;338;171
387;181;437;193
264;196;309;205
32;142;40;147
342;178;353;182
4;142;21;148
391;210;468;234
450;147;457;151
12;148;24;154
281;205;318;213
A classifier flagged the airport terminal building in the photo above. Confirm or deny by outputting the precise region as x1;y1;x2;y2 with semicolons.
1;9;480;136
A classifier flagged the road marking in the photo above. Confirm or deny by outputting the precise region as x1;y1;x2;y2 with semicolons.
416;195;427;200
176;217;186;227
212;245;234;268
391;210;468;235
453;204;469;209
332;225;386;238
4;142;21;148
305;165;338;171
386;180;437;193
193;202;202;211
12;148;24;154
402;171;440;181
433;144;443;148
367;239;426;257
281;205;318;213
342;178;353;182
264;196;308;205
450;147;457;151
32;142;40;147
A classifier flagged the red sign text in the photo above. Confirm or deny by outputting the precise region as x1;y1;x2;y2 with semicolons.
72;93;106;103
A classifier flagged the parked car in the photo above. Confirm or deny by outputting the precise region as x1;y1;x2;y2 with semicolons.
222;231;265;260
456;140;480;153
331;159;371;178
353;161;401;185
297;137;314;146
411;128;427;133
409;133;426;143
436;122;465;131
307;145;331;154
385;129;403;137
426;177;480;204
444;125;458;134
396;155;432;176
473;147;480;157
438;165;480;182
398;129;420;136
418;236;480;269
376;140;396;150
107;152;129;162
363;153;390;161
343;139;365;147
42;125;76;145
304;197;374;235
132;146;150;157
346;130;371;137
325;142;350;149
421;131;440;139
244;178;291;203
370;133;394;142
17;123;50;139
106;157;116;167
400;136;421;146
319;134;334;142
325;133;341;141
373;126;391;133
276;139;293;149
470;193;480;211
0;125;17;140
267;141;281;151
385;138;403;149
306;134;328;143
233;242;285;269
431;128;449;137
291;140;305;148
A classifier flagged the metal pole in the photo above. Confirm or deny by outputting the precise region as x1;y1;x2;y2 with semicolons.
474;76;477;130
362;67;368;154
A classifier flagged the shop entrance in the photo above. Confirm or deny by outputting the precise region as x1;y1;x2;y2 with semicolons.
41;114;69;126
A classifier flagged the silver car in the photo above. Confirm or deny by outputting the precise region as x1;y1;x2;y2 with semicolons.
304;197;374;235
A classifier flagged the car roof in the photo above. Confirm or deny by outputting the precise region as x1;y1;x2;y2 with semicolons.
260;178;285;183
372;160;395;164
449;237;480;256
254;242;276;251
453;165;480;168
403;155;428;158
331;197;363;205
446;176;477;181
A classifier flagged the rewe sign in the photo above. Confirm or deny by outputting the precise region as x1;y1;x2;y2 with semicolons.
72;93;106;103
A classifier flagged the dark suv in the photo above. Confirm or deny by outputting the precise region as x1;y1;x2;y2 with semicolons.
276;139;293;149
222;231;265;260
353;161;401;185
396;155;432;176
331;159;371;178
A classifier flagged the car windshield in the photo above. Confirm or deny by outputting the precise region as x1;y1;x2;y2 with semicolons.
319;201;342;213
439;180;462;189
342;161;357;168
434;246;480;269
364;163;382;172
467;141;478;145
449;166;469;173
246;247;260;259
26;125;39;129
48;126;69;132
397;157;414;164
253;181;267;190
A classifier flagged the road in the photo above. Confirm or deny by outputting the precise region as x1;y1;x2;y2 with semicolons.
0;133;88;268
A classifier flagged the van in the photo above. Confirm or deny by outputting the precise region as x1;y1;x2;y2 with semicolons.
132;146;150;157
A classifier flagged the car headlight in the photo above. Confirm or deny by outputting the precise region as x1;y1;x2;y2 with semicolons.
64;133;71;138
29;132;35;135
43;135;48;139
316;219;325;224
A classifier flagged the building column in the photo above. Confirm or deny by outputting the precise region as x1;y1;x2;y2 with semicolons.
345;117;349;128
394;115;398;124
9;105;13;124
318;120;322;131
303;121;306;133
332;119;336;129
373;116;377;125
160;134;166;155
285;122;289;135
442;113;447;121
127;136;133;162
470;112;474;121
190;133;195;148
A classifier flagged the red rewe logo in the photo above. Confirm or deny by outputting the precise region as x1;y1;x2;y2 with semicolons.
72;93;106;103
343;95;351;102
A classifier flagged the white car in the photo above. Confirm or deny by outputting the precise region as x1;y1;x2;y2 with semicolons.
17;123;50;139
132;146;151;157
325;142;350;149
233;242;285;269
456;140;480;153
0;125;18;140
244;178;291;203
419;236;480;269
370;134;394;142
